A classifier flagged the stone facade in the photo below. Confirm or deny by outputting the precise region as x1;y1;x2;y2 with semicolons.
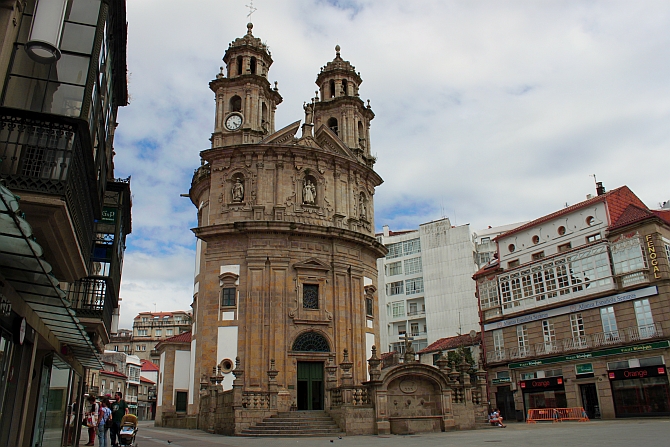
187;23;386;421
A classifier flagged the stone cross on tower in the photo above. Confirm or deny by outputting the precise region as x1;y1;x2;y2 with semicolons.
246;0;257;20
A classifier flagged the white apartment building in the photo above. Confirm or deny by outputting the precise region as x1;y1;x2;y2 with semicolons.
378;218;523;355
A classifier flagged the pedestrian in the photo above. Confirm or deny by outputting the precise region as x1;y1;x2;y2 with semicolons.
98;397;112;447
491;408;506;428
110;392;129;447
84;395;99;446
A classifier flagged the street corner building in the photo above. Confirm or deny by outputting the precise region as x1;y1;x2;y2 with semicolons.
0;0;132;446
154;23;388;433
475;183;670;421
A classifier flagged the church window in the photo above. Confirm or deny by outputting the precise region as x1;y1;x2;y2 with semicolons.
342;79;348;96
261;102;268;129
366;297;373;317
292;331;330;352
329;80;336;98
327;117;338;135
303;284;319;309
230;95;242;112
250;56;257;74
236;56;243;75
221;287;236;307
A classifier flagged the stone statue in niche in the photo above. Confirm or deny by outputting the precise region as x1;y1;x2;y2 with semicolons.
303;179;316;205
303;100;314;125
232;178;244;202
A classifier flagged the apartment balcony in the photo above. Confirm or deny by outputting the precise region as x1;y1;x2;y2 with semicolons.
407;309;426;318
126;395;138;404
485;323;664;365
68;276;116;351
134;320;191;328
0;114;99;282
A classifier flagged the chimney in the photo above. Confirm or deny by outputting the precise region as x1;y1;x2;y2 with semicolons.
596;182;606;196
383;225;390;237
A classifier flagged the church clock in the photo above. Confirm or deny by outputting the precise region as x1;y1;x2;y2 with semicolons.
225;113;243;131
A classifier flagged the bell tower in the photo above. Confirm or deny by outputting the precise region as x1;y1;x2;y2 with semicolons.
210;23;283;147
313;45;375;164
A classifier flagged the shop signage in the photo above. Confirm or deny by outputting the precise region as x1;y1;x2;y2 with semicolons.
508;340;670;369
575;363;594;375
645;235;661;279
608;365;667;381
492;377;512;385
520;376;564;391
484;286;658;331
101;207;117;224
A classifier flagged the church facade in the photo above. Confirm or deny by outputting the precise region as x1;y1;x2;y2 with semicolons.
186;23;386;416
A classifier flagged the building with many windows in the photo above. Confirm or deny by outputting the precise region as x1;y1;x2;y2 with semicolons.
106;311;192;363
475;184;670;421
0;1;131;445
377;219;521;355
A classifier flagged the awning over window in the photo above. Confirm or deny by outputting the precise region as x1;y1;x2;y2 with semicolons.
0;184;102;369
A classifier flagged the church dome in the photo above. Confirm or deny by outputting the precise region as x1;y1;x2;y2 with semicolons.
223;23;273;79
315;45;363;101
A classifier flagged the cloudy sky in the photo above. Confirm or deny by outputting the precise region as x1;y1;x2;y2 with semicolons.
113;0;670;329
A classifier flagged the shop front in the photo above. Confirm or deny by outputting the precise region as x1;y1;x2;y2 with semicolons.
609;365;670;417
520;376;567;414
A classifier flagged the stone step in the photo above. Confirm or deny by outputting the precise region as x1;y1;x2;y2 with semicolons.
240;410;344;437
240;429;344;437
255;420;340;427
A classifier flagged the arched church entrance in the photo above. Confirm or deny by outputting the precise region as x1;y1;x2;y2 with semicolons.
292;331;330;410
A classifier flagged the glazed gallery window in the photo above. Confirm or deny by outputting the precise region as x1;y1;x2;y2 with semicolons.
611;235;647;274
387;281;404;296
405;277;424;295
404;257;422;275
479;278;500;309
390;301;405;318
385;261;402;276
403;239;421;256
221;287;236;307
303;284;319;309
386;242;402;259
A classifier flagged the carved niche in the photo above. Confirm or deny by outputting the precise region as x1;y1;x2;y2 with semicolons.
288;258;332;325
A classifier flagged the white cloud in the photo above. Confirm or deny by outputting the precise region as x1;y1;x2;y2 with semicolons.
116;0;670;321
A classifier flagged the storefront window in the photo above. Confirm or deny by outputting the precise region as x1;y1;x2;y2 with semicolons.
525;390;568;410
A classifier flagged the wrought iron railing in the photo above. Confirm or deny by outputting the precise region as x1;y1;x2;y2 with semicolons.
0;114;98;267
67;276;114;335
486;323;664;364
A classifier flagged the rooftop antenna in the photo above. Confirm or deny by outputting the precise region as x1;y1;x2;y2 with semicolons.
153;303;156;313
246;0;257;21
590;173;597;186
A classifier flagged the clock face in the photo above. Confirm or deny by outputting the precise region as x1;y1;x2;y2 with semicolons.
225;114;242;131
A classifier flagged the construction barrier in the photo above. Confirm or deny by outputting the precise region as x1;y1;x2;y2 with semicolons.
526;407;589;423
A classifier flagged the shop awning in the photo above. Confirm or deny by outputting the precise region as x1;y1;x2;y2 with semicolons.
0;184;102;369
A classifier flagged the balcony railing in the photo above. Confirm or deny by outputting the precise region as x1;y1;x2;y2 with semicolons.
68;276;114;336
407;310;426;317
0;114;97;267
486;323;664;364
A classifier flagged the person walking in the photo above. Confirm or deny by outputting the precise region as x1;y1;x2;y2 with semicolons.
84;395;99;446
97;397;112;447
110;392;128;447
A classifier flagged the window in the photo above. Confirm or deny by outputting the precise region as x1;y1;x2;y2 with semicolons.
586;233;602;243
611;235;646;274
558;226;566;235
481;237;490;244
387;281;404;296
136;345;141;351
155;329;162;337
532;251;545;261
493;329;505;359
137;329;147;336
557;243;572;253
327;117;338;135
175;391;188;413
385;261;402;276
391;301;405;318
221;287;236;306
166;329;173;336
508;260;520;268
101;379;106;390
398;325;406;335
141;317;148;322
404;257;422;275
517;325;528;355
403;239;421;256
634;299;655;338
508;244;516;253
478;252;491;265
302;284;319;309
479;278;500;309
405;277;424;295
532;235;540;244
600;306;619;340
230;95;242;112
386;242;402;259
570;313;586;348
542;319;557;352
410;322;420;336
365;298;373;317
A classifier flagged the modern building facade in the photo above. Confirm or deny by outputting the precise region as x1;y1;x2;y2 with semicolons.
185;23;385;420
0;1;131;445
475;184;670;421
377;219;518;355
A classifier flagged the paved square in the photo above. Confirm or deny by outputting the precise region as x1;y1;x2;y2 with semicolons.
133;419;670;447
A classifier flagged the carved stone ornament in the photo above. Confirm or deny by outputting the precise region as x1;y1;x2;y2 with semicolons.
399;379;418;394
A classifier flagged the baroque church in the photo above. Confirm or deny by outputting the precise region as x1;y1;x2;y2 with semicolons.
187;23;386;415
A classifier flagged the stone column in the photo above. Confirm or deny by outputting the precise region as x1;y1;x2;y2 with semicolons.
267;359;278;409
